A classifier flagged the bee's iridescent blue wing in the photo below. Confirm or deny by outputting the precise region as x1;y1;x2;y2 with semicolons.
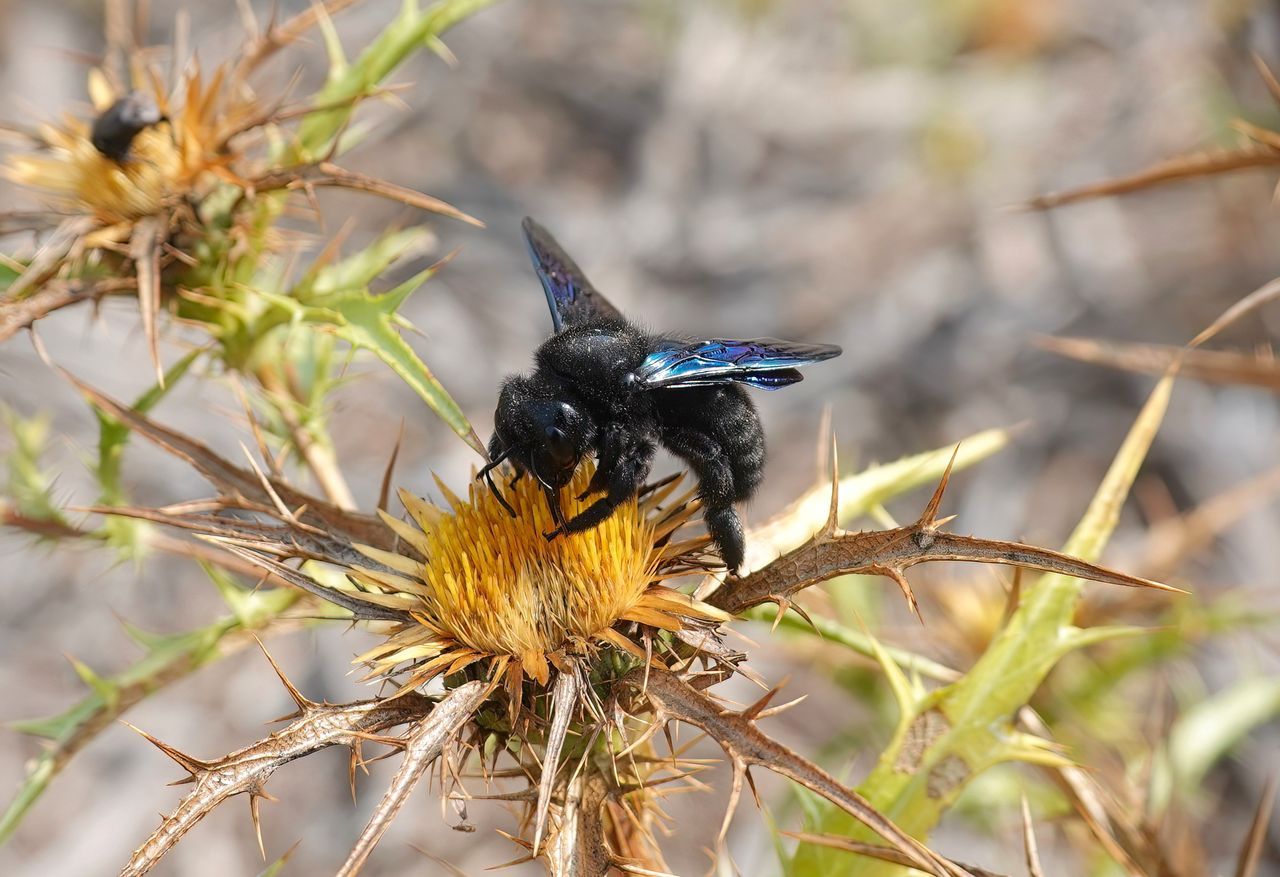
637;338;842;390
522;217;622;332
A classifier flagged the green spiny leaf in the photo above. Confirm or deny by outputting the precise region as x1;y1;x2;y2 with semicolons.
66;656;119;709
295;0;503;161
263;274;482;455
1;405;67;526
299;227;434;301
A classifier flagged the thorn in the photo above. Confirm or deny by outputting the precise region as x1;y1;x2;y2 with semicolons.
787;600;817;630
1020;794;1044;877
769;597;790;634
121;721;211;777
744;767;762;809
820;431;841;539
349;742;362;803
65;653;117;703
378;421;405;512
1002;568;1024;629
349;730;410;749
918;444;960;528
741;679;788;721
814;403;834;483
1253;52;1280;108
249;790;269;860
871;565;921;623
253;635;314;714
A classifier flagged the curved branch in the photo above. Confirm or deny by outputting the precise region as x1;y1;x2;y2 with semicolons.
0;279;133;342
710;458;1177;617
119;686;437;877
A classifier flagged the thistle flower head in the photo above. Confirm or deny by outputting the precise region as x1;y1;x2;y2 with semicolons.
348;463;727;690
5;67;230;227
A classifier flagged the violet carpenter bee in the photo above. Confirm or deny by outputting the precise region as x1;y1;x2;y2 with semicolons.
482;218;842;572
91;91;165;163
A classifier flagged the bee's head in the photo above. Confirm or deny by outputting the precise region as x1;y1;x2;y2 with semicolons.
493;376;593;489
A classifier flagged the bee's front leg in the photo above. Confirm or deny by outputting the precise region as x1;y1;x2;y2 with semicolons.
579;424;625;500
548;434;655;539
543;483;568;536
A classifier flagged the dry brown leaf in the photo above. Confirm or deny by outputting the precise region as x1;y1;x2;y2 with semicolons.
1028;147;1280;209
250;161;483;227
1039;336;1280;390
119;680;438;876
58;374;391;548
334;680;490;877
544;774;613;877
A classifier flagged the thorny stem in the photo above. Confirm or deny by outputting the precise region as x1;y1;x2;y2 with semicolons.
545;774;612;877
335;680;490;877
0;278;135;343
626;668;961;877
708;457;1174;618
119;690;441;877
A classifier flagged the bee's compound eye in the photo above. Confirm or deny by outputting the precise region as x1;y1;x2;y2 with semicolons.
544;426;575;465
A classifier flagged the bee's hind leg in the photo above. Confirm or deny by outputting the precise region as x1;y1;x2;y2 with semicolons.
660;428;746;573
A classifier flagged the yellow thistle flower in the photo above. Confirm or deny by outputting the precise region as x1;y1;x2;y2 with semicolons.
345;463;729;690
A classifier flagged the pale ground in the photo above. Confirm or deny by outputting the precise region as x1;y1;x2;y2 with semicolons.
1;1;1279;875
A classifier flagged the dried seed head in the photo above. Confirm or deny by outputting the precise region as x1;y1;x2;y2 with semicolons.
4;68;233;225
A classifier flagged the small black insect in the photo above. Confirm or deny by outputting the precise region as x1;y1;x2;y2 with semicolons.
91;91;165;163
483;218;842;573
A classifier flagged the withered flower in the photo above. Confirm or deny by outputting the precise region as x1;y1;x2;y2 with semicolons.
0;2;480;379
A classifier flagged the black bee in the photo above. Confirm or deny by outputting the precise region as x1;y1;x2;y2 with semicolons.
482;218;842;572
91;91;165;163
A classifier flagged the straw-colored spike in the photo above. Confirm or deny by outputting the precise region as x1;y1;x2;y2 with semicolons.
376;509;432;556
353;543;423;577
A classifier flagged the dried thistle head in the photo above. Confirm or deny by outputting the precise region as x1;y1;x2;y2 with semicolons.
349;463;727;690
0;1;481;385
5;65;237;227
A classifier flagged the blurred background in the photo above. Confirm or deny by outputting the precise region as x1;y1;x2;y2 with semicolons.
2;0;1279;874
